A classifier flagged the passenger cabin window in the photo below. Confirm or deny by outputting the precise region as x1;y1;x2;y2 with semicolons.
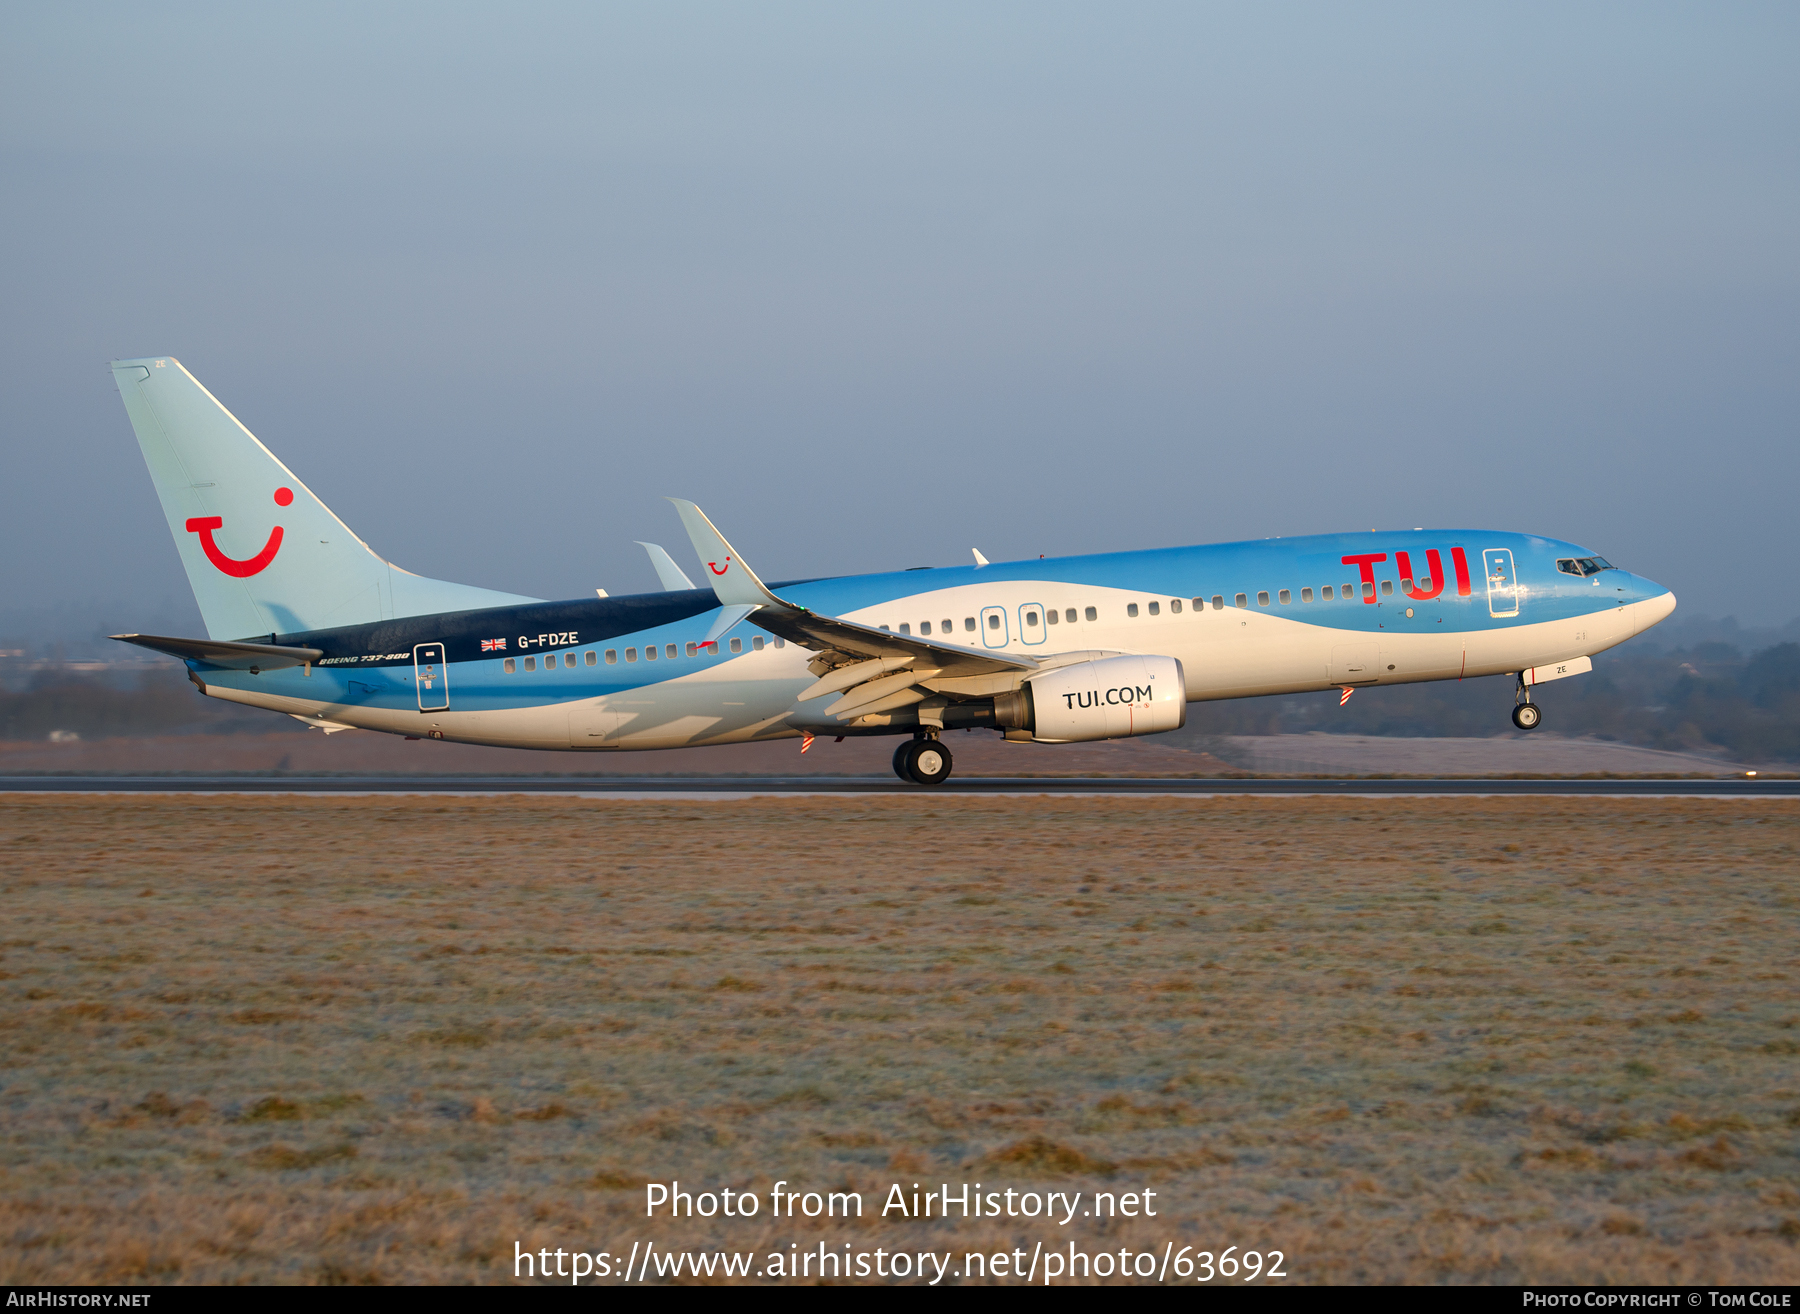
666;644;677;659
988;614;1002;629
1024;611;1039;626
1278;589;1291;604
753;637;765;651
1301;587;1313;602
504;657;516;673
899;623;911;635
1344;582;1356;598
1235;593;1248;608
625;648;637;662
1065;609;1077;623
605;650;617;664
1146;602;1159;616
1321;585;1333;600
1046;610;1058;625
645;646;657;660
1170;599;1182;613
729;638;742;654
1127;603;1139;618
919;621;931;635
584;651;596;665
942;618;954;632
1361;581;1375;600
1380;580;1394;596
686;642;698;657
1257;591;1270;606
775;638;784;648
965;617;977;631
1085;606;1097;621
565;652;576;667
1211;595;1224;610
524;656;536;671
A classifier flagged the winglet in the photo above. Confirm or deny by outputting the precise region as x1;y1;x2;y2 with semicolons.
701;602;761;647
972;548;990;567
666;499;788;608
636;541;696;592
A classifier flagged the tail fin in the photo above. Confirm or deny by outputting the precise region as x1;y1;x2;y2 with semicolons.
112;357;538;639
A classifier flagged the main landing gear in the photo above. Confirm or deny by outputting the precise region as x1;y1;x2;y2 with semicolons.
1512;674;1543;731
893;733;954;785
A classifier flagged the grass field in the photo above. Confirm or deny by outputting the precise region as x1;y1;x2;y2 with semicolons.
2;794;1797;1285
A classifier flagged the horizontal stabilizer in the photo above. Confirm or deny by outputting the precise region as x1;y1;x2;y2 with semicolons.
290;713;357;734
112;632;323;671
637;542;696;592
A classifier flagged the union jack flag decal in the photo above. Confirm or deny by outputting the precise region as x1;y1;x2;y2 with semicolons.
481;638;506;652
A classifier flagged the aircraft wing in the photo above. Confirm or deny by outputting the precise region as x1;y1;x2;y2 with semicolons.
753;604;1035;677
666;499;1037;709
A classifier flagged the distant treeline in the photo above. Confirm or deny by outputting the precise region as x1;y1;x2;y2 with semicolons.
0;668;297;741
5;640;1799;762
1181;639;1800;763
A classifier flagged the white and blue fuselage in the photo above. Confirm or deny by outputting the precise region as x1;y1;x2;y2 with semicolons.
104;356;1675;773
191;531;1674;751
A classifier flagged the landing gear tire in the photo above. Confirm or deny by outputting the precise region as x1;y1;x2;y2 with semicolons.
891;740;914;782
902;738;954;786
1512;703;1542;730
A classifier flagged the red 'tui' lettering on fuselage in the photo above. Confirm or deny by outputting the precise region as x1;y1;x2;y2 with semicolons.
1340;553;1387;603
1450;546;1472;596
1396;549;1445;601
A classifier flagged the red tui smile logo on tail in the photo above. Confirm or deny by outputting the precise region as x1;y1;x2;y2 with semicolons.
186;487;292;577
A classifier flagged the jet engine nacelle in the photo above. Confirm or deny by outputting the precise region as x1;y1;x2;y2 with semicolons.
994;654;1187;743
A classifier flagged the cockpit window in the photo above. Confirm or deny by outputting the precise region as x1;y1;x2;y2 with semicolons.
1557;557;1615;577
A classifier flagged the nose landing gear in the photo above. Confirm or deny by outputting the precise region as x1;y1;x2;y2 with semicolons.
1512;673;1543;730
893;732;954;785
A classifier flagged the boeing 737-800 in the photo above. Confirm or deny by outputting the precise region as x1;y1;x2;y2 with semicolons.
108;357;1676;784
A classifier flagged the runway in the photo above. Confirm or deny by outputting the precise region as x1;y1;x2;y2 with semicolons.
0;775;1791;796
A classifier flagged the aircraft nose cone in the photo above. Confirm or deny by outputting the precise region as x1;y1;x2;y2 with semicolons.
1632;586;1677;636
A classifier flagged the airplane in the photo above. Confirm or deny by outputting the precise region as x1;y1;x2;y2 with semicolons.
107;356;1677;785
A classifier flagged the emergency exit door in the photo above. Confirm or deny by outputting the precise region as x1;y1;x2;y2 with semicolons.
1482;549;1519;618
414;643;449;711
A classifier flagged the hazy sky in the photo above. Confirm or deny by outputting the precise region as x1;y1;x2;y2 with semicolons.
4;2;1796;637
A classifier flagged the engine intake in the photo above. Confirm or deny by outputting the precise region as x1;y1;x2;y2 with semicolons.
994;654;1187;742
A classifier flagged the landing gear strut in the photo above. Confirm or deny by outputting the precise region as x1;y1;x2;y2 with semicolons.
1512;674;1543;731
895;732;954;785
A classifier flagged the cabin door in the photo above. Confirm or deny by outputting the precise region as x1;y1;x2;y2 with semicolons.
1482;549;1520;618
414;643;450;711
